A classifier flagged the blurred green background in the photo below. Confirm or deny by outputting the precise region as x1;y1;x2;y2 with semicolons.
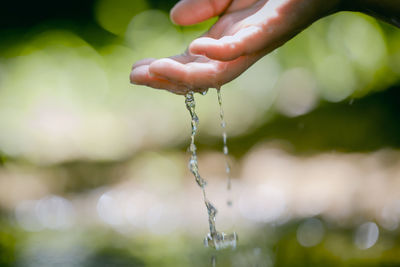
0;0;400;266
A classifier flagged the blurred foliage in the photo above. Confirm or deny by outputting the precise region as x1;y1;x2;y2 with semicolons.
0;217;16;267
227;84;400;157
0;218;400;266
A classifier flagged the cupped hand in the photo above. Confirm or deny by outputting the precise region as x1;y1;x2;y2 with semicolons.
130;0;340;94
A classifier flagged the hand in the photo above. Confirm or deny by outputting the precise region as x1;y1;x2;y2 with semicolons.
130;0;341;94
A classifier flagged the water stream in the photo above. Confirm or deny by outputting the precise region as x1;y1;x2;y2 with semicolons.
216;89;232;206
185;91;237;251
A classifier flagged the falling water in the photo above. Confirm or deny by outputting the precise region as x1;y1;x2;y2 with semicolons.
216;89;232;206
185;91;237;250
211;255;216;267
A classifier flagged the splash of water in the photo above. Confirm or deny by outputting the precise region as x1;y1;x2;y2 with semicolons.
185;91;237;250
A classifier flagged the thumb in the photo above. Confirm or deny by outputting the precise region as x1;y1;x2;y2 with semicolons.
170;0;232;26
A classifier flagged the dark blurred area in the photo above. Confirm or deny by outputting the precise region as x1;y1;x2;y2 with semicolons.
0;1;95;27
0;0;399;266
0;0;178;27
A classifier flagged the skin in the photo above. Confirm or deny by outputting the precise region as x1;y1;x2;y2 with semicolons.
130;0;400;95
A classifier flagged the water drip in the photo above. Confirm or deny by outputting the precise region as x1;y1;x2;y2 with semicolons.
184;91;237;250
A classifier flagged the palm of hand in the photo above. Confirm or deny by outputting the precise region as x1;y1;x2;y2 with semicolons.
130;0;327;94
131;0;271;94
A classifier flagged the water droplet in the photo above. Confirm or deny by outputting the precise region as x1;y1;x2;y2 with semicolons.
223;146;228;155
217;89;233;208
202;89;209;96
225;164;231;174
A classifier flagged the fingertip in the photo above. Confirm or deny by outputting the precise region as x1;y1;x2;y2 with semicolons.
130;64;188;93
130;66;143;84
189;37;216;56
149;58;186;77
169;2;181;25
188;46;204;57
169;0;232;26
169;0;195;26
148;59;167;75
170;1;190;25
130;65;154;85
132;58;156;70
190;38;240;61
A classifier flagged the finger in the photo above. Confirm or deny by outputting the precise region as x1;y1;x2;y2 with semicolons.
150;51;264;89
132;58;156;70
148;58;189;85
148;58;221;89
130;65;188;93
189;25;265;61
169;54;200;64
170;0;232;26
